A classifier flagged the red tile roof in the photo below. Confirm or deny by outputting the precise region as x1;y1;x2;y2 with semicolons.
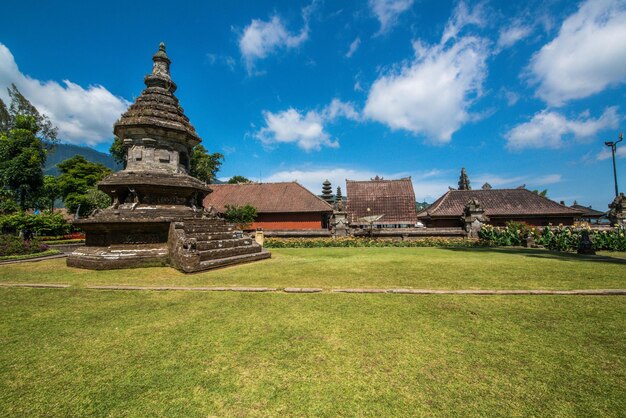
204;182;333;213
418;189;583;218
346;178;418;224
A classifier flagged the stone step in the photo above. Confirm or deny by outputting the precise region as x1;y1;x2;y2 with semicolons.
194;250;271;272
184;231;239;241
182;218;228;226
195;238;254;251
183;224;235;234
199;245;261;261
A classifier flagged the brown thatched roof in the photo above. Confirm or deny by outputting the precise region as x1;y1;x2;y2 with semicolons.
418;189;583;219
346;178;417;224
204;182;333;213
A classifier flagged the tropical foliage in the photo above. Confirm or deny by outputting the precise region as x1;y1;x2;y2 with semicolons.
57;155;112;216
478;222;626;252
223;204;257;229
0;212;72;237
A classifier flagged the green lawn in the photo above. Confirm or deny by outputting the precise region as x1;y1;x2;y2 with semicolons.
0;247;624;290
0;288;624;416
1;248;624;415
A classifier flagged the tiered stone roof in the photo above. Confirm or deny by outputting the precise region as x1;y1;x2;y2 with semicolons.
113;43;201;147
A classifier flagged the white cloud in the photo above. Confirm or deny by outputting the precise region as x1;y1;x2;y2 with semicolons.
0;43;129;146
496;23;532;51
505;107;620;150
474;173;562;189
256;108;335;152
322;98;360;121
441;1;486;44
363;35;489;142
369;0;414;35
206;53;236;71
499;88;521;107
346;37;361;58
529;0;626;106
255;99;359;151
239;3;315;74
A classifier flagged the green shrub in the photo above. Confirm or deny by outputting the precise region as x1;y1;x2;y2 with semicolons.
0;212;72;236
0;235;49;256
223;204;257;229
479;224;626;252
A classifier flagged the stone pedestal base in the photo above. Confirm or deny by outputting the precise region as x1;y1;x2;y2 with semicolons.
67;244;169;270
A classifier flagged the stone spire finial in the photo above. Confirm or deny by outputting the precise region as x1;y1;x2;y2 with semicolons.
458;167;471;190
146;42;176;92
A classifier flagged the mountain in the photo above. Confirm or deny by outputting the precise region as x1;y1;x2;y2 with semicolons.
44;143;121;176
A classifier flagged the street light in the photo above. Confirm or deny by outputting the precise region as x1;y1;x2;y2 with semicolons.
604;132;623;197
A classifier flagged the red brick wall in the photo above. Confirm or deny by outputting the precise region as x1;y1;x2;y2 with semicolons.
251;212;328;230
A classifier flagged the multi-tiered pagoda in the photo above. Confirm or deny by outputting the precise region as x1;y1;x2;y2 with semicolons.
67;43;270;272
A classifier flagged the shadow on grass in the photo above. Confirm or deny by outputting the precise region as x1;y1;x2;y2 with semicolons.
441;247;626;265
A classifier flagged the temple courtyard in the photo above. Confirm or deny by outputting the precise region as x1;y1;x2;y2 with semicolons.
0;248;625;416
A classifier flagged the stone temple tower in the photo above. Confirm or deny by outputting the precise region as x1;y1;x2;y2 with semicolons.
67;43;270;272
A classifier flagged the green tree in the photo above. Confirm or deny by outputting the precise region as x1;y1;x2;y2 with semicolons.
227;175;252;184
223;204;257;229
57;155;112;216
109;136;126;167
37;175;61;212
0;116;47;210
0;98;10;133
6;84;58;142
190;144;224;183
0;189;19;214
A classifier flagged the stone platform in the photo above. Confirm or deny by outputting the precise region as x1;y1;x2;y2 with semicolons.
68;217;270;273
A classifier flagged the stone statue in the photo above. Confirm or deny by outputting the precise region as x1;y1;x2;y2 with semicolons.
577;229;595;255
462;198;489;237
608;193;626;226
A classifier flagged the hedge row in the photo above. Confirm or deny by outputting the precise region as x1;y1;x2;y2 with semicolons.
0;212;73;237
478;223;626;252
264;237;483;248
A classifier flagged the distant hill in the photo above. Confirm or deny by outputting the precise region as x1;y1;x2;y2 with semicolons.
44;143;121;176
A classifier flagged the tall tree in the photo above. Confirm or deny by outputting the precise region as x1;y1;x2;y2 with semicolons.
7;84;58;142
57;155;112;216
0;98;10;134
190;144;224;183
0;116;47;210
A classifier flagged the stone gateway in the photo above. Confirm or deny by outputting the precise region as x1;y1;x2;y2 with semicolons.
67;43;270;272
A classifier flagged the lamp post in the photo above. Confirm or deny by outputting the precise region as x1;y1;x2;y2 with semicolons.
605;133;623;197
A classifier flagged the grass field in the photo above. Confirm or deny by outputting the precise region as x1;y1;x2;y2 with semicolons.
0;247;624;290
0;248;624;416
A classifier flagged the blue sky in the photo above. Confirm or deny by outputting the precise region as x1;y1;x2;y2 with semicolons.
1;0;625;209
